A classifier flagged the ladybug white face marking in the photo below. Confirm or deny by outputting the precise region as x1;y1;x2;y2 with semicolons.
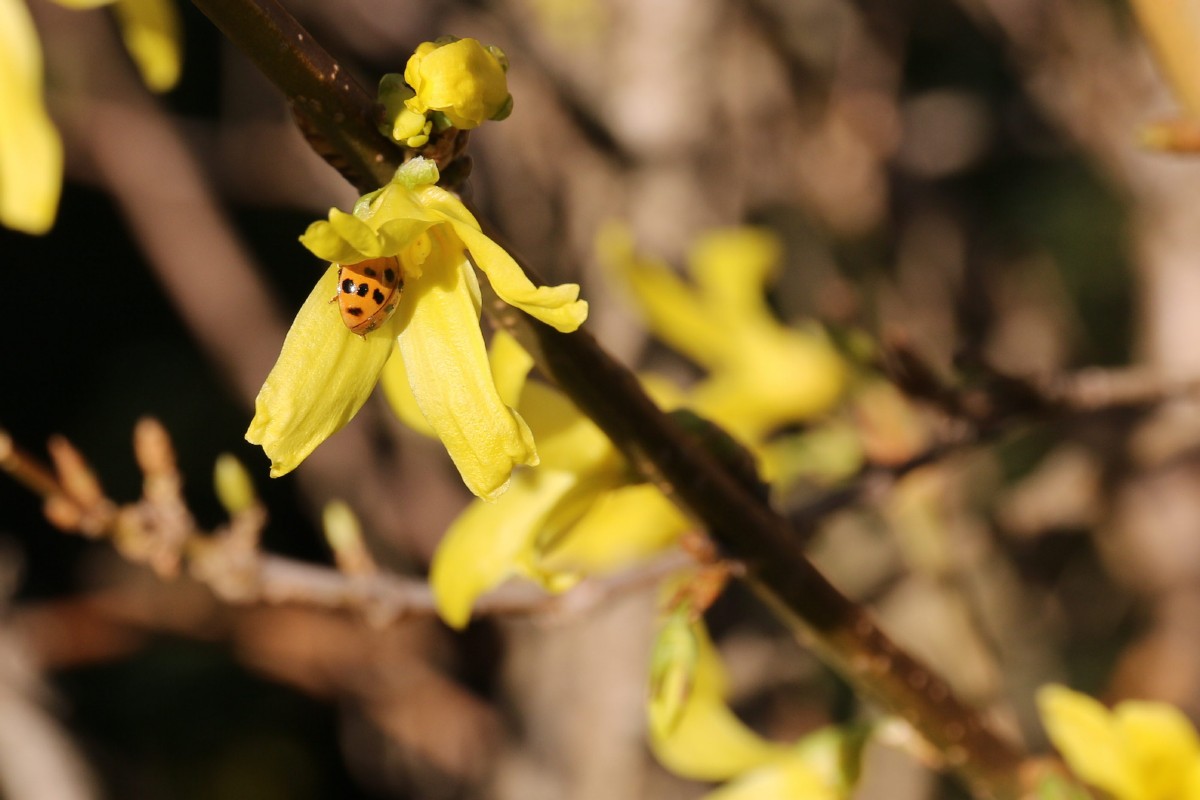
335;256;403;336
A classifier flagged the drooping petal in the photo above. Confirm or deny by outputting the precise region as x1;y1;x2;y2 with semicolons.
515;468;627;592
417;189;588;331
246;265;394;476
113;0;181;92
396;241;537;499
0;0;62;234
535;482;689;578
518;380;616;473
430;469;577;629
379;346;436;438
1037;685;1141;800
649;615;788;781
489;329;536;409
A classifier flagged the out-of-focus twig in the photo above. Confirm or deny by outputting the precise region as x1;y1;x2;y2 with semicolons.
789;349;1195;536
0;420;693;626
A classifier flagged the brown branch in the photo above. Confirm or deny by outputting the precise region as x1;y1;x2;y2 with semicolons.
189;0;402;191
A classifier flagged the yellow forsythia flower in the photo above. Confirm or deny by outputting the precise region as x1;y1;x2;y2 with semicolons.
1038;684;1200;800
649;605;854;798
425;333;689;627
246;159;587;501
403;37;511;130
601;224;846;442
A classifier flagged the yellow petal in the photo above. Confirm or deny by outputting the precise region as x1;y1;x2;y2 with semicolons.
1117;700;1200;800
689;227;782;324
599;222;732;367
536;482;689;578
650;617;788;781
0;0;62;234
396;241;537;500
1037;685;1141;800
418;191;588;331
302;210;384;262
701;753;837;800
113;0;181;92
300;204;435;265
518;380;616;473
329;207;388;257
246;265;394;476
402;41;440;104
489;329;535;409
459;221;588;330
379;346;436;438
690;327;846;441
516;468;627;591
430;469;577;629
1184;760;1200;800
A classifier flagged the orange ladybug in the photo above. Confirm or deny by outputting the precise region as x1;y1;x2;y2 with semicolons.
335;256;403;336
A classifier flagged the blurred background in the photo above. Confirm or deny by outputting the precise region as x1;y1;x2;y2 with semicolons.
0;0;1194;796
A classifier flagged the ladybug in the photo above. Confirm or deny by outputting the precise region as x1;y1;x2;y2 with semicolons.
334;256;403;336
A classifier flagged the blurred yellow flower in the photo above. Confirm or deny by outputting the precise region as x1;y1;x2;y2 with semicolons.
649;604;856;798
1038;684;1200;800
0;0;180;234
246;159;588;501
524;0;608;46
426;335;689;627
649;604;788;780
403;37;511;130
601;224;847;442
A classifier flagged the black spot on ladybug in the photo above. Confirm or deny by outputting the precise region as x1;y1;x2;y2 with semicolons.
363;266;377;278
356;282;370;297
384;267;397;284
372;288;385;304
346;306;365;317
341;279;355;294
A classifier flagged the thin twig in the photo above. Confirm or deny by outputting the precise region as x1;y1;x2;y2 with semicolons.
1;422;691;626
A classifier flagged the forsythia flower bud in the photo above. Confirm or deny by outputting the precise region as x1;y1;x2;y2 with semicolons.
213;453;256;515
403;37;512;130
